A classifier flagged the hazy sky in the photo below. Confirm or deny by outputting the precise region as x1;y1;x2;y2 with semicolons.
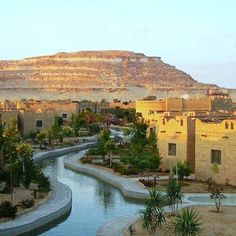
0;0;236;88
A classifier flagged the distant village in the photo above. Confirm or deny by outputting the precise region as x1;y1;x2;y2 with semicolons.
0;98;135;136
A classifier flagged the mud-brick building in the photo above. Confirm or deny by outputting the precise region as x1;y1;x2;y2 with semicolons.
195;119;236;185
136;96;233;121
0;110;18;127
18;110;56;136
157;116;195;173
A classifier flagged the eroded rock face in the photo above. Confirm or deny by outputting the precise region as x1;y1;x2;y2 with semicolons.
0;50;219;101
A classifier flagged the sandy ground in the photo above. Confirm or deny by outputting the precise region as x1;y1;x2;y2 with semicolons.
83;159;236;193
129;206;236;236
0;187;50;222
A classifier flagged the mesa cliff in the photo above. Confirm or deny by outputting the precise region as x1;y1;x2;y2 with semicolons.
0;50;231;101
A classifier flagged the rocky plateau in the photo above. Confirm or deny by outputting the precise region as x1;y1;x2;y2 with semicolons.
0;50;235;101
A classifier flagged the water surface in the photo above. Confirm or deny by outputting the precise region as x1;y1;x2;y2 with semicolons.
38;151;144;236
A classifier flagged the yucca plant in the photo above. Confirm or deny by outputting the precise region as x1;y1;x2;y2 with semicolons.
171;207;201;236
140;189;167;232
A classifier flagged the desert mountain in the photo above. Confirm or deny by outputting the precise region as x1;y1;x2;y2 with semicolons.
0;50;229;101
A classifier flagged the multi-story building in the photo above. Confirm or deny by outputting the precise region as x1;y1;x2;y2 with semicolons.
136;92;236;185
157;116;195;172
195;118;236;185
136;96;233;121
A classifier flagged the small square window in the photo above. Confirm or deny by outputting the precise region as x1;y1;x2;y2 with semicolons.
36;120;43;128
231;122;234;129
62;113;68;119
168;143;176;156
211;150;221;164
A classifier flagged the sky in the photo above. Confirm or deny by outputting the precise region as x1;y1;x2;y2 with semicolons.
0;0;236;88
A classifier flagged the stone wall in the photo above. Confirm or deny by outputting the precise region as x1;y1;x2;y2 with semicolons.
195;119;236;185
157;116;195;171
0;110;18;127
18;111;56;135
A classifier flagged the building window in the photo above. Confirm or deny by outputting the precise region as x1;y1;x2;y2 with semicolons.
36;120;43;128
231;122;234;129
180;119;183;126
225;122;229;129
168;143;176;156
163;119;166;125
62;113;68;119
211;150;221;164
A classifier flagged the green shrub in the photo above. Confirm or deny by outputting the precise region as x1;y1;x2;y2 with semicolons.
19;199;35;209
112;163;125;173
0;201;18;219
173;161;191;180
122;166;140;175
86;148;100;155
171;207;201;236
33;170;50;192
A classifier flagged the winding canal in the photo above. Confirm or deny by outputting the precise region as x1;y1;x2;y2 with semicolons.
37;150;144;236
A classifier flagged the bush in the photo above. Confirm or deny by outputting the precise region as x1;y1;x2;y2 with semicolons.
0;201;18;219
122;166;140;175
33;170;50;192
112;163;125;173
19;199;35;209
173;161;191;180
86;148;101;155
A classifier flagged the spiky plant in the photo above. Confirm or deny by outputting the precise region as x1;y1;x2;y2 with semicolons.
171;207;201;236
140;189;167;232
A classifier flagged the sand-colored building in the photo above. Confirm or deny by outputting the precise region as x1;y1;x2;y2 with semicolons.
27;100;78;120
0;110;18;128
195;119;236;185
78;100;101;113
18;110;57;136
157;116;195;172
136;96;233;121
136;93;236;184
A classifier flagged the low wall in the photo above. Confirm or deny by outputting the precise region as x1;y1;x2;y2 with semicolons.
0;141;96;236
96;215;139;236
64;155;149;200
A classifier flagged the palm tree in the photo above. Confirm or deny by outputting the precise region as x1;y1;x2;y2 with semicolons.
140;189;167;233
171;207;201;236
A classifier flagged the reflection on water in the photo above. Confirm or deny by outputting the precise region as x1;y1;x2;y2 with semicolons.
38;153;144;236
